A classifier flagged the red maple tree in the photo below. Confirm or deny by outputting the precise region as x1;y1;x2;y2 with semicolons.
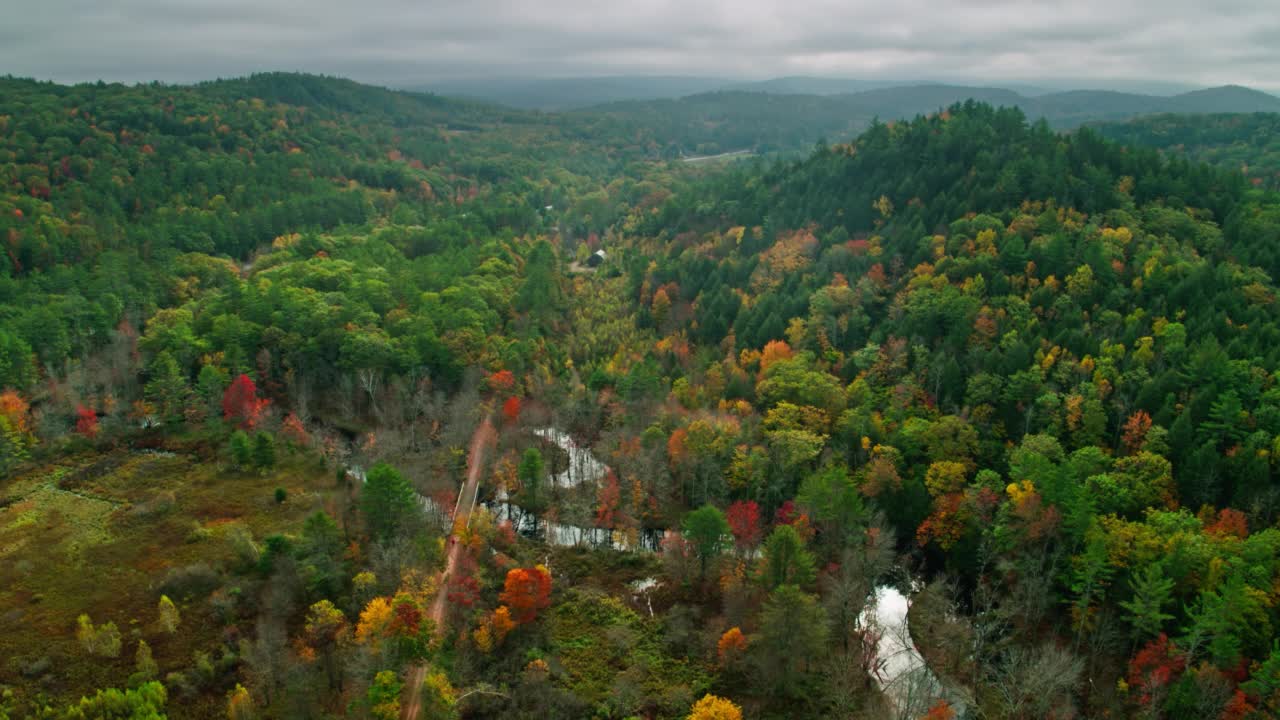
74;405;99;439
594;470;622;528
1127;634;1187;707
222;374;268;429
725;500;762;551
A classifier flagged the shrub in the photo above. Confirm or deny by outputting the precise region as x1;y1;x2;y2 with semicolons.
75;614;122;657
158;563;221;601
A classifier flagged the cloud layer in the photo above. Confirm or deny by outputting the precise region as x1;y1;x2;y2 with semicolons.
4;0;1278;90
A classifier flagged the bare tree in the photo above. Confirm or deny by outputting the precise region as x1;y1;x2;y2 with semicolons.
988;642;1084;720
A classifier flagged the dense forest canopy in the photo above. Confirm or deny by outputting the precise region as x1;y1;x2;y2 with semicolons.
5;73;1280;720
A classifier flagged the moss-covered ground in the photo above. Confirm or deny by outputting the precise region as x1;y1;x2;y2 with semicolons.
0;449;337;713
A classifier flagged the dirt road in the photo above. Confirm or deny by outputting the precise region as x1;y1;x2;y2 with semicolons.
402;416;495;719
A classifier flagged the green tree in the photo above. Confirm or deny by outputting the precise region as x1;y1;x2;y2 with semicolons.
1119;562;1176;641
144;351;190;424
196;364;228;417
682;504;731;579
62;681;168;718
252;432;276;470
796;464;866;551
367;670;402;720
755;584;829;699
759;524;817;589
229;431;252;470
361;462;418;542
299;511;343;600
517;448;547;520
1242;641;1280;716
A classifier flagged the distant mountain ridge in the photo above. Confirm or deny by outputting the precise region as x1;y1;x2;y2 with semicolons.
409;74;1280;116
19;71;1276;163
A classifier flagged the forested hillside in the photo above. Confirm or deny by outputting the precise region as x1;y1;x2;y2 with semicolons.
1094;112;1280;191
4;74;1280;720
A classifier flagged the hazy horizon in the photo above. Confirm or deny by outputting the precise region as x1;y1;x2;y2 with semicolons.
4;0;1279;92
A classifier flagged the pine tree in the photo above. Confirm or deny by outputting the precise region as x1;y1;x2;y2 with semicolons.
759;524;817;589
361;462;417;541
144;351;190;424
230;430;253;470
253;432;276;470
1119;563;1176;641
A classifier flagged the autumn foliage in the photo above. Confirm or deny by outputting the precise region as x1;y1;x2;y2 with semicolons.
1127;634;1187;706
75;405;99;438
759;339;793;374
686;694;743;720
919;700;956;720
486;369;516;396
222;374;268;429
1205;508;1249;539
725;500;762;551
499;565;552;624
281;412;310;446
1122;410;1153;453
0;390;30;432
717;627;748;667
595;470;622;528
502;395;522;423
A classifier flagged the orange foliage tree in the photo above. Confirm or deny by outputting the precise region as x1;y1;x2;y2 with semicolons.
919;700;956;720
502;396;522;424
717;627;748;667
759;339;793;374
0;389;30;432
486;369;516;396
1122;410;1153;454
595;470;622;528
1205;508;1248;539
499;565;552;624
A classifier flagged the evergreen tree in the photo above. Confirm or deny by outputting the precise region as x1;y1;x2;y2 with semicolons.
759;524;817;590
361;462;418;542
253;432;276;470
145;351;190;424
229;430;252;470
1119;562;1176;641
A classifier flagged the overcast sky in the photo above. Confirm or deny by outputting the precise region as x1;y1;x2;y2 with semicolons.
3;0;1278;91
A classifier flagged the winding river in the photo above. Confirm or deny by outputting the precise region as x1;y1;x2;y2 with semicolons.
356;427;956;713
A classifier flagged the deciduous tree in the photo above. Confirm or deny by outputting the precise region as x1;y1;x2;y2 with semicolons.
500;565;552;623
682;504;731;579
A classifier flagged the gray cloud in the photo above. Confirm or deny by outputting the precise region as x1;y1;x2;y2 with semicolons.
2;0;1278;91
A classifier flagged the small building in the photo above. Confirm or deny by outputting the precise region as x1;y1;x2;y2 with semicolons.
585;249;607;268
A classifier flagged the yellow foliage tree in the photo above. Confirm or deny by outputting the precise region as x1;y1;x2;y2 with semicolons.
227;683;254;720
355;596;394;646
158;595;180;634
687;694;743;720
924;461;968;498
